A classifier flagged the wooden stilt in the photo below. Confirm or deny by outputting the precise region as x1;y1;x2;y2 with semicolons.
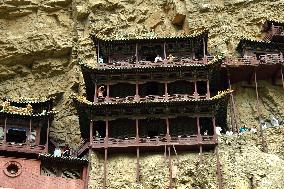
281;66;284;90
136;43;138;64
89;114;93;145
3;116;7;143
227;68;238;133
206;79;210;99
45;118;50;153
212;116;217;142
215;145;223;189
29;118;32;143
94;83;98;103
103;148;108;189
163;42;167;60
168;146;173;189
254;71;267;152
196;116;201;142
136;147;140;183
199;145;203;164
85;148;92;189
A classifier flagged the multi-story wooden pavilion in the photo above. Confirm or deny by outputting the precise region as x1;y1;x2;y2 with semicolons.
73;31;231;188
0;97;88;189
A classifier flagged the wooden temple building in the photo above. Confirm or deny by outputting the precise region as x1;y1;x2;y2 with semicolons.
0;97;88;189
73;31;231;188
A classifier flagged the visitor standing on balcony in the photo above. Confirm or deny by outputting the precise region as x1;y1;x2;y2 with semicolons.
97;86;105;98
154;55;163;63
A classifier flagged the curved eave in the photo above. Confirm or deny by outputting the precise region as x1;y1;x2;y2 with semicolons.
92;30;208;44
0;111;57;120
39;154;88;165
2;97;54;109
236;38;284;53
72;90;231;109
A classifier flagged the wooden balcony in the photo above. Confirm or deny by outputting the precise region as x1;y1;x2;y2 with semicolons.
97;57;214;69
0;141;46;154
96;94;208;105
223;53;284;66
90;135;216;149
264;25;284;41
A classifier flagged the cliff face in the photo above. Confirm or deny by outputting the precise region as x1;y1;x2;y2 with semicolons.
1;0;284;188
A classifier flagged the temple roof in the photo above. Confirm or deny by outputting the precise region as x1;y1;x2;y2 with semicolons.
1;96;54;110
236;38;284;53
0;109;57;119
92;30;208;44
39;153;88;165
263;20;284;31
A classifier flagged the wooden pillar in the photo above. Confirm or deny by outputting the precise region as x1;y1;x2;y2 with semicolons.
165;82;168;100
103;119;109;189
94;83;98;103
206;79;210;99
203;37;207;63
212;116;217;141
199;145;203;164
166;118;170;142
168;146;173;189
194;81;198;99
97;41;100;64
45;118;50;153
3;116;7;143
163;42;167;60
135;119;140;183
254;71;267;153
196;116;201;142
227;68;238;133
281;66;284;90
106;84;110;101
215;145;223;189
89;114;93;145
135;81;139;101
29;118;32;143
136;43;138;64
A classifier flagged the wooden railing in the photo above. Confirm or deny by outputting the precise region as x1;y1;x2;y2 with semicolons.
0;141;46;154
96;93;208;104
224;53;284;66
97;56;214;69
91;135;216;149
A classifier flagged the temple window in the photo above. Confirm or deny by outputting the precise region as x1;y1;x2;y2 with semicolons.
109;119;135;139
6;127;27;144
197;81;207;97
200;117;214;136
168;80;194;96
139;119;166;138
169;117;197;137
109;83;135;98
139;82;164;97
93;121;106;139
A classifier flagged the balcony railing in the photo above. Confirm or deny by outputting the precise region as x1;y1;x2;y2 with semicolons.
96;94;208;104
224;53;284;66
97;56;214;69
0;141;46;154
91;135;216;149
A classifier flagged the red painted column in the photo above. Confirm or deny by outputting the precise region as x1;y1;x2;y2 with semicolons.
206;79;210;99
194;81;198;99
196;116;201;142
89;115;93;145
135;81;139;101
45;118;50;153
106;84;110;101
166;118;170;142
163;42;167;60
94;83;98;103
136;119;140;183
103;119;109;189
165;82;168;100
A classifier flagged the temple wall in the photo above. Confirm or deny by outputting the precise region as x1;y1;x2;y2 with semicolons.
0;156;85;189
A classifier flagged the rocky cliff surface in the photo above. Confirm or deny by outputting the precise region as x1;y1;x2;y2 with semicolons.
1;0;284;188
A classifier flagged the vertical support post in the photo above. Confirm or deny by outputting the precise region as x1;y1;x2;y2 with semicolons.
215;145;223;189
97;41;100;64
168;146;173;189
165;82;168;100
135;81;139;101
103;119;109;189
196;116;201;142
281;66;284;90
136;43;138;64
135;118;140;183
199;145;203;164
203;37;207;63
212;116;217;142
254;71;267;153
29;118;32;144
3;116;7;143
106;84;110;101
227;68;238;133
206;79;210;99
163;42;167;60
94;83;98;103
45;118;50;153
166;118;170;142
89;113;93;145
194;81;198;99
